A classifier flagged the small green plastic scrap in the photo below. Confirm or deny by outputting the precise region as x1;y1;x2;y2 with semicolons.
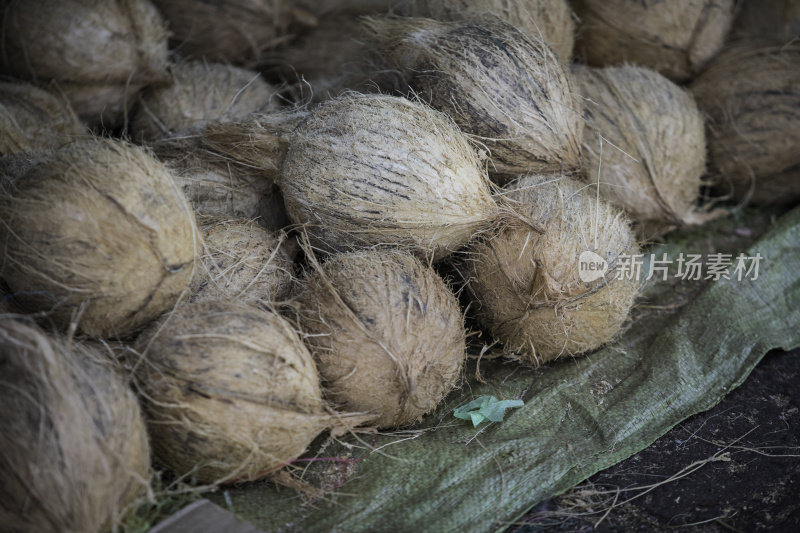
453;395;524;427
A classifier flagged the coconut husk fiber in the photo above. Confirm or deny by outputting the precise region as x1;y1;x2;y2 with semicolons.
0;81;84;155
573;64;721;235
293;249;466;428
731;0;800;42
0;137;198;338
0;318;150;533
366;16;584;180
133;300;355;485
398;0;576;64
278;93;502;261
460;175;640;364
690;40;800;205
190;217;294;304
150;0;311;65
131;61;280;142
572;0;735;82
0;0;170;128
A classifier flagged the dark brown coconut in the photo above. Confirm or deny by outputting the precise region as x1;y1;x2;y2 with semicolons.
279;93;501;260
0;81;84;155
0;0;170;128
461;175;640;364
134;300;339;484
690;40;800;205
574;65;719;233
366;16;584;179
190;218;294;304
572;0;735;82
399;0;576;63
131;61;280;141
0;138;198;337
294;250;466;428
0;318;150;533
731;0;800;41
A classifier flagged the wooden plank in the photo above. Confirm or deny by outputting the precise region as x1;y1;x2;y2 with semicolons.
148;499;266;533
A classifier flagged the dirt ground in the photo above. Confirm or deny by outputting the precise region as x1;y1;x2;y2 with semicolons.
512;347;800;532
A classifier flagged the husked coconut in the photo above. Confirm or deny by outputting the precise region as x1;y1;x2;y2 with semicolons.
731;0;800;41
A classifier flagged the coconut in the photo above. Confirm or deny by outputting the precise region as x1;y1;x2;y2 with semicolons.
572;0;735;82
190;218;294;304
399;0;575;64
0;81;84;155
573;65;719;234
278;93;502;260
0;318;150;533
461;175;640;364
690;40;800;205
366;16;584;179
150;0;310;65
131;61;280;142
0;138;198;337
0;0;170;128
134;300;341;484
294;250;465;428
731;0;800;41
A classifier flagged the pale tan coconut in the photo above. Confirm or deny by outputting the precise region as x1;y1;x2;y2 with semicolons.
731;0;800;41
461;175;640;364
131;61;280;141
151;0;312;65
0;81;84;155
190;218;294;304
0;0;170;128
294;250;466;428
366;16;584;179
134;300;347;484
690;40;800;205
573;0;735;82
0;138;198;337
0;318;150;533
574;65;720;233
399;0;575;63
279;93;502;260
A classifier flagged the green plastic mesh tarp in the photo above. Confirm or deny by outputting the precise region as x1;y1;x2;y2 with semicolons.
210;206;800;533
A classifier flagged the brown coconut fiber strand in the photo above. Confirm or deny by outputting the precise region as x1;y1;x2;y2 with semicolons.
365;16;584;180
399;0;576;64
0;0;170;128
690;40;800;206
190;217;294;304
461;175;640;365
131;61;280;142
133;300;363;485
573;65;723;235
572;0;735;82
731;0;800;41
279;93;506;261
0;138;198;338
293;248;466;429
0;318;151;533
0;81;84;155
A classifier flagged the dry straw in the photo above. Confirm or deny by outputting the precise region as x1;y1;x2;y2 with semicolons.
366;16;584;180
131;61;280;142
0;81;84;155
690;40;800;205
574;65;721;235
294;249;466;428
572;0;735;82
0;318;150;533
190;217;294;304
399;0;576;64
0;138;198;337
134;300;356;484
0;0;170;127
461;175;640;364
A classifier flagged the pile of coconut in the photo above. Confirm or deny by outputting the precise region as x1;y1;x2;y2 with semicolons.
1;0;798;530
